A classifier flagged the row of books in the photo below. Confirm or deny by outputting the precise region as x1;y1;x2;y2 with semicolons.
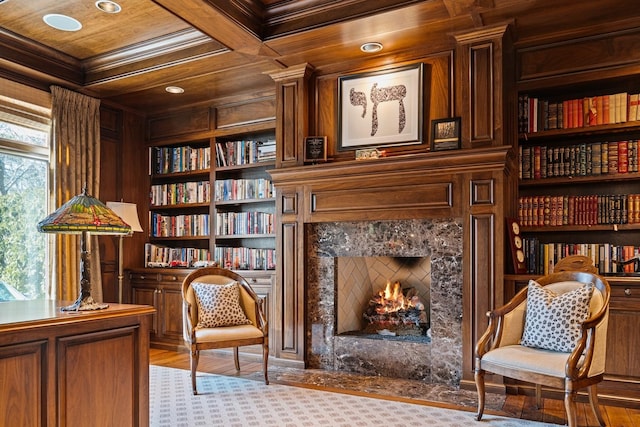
144;243;212;268
150;181;210;206
520;140;639;180
149;146;211;175
150;213;210;238
215;211;274;236
215;139;276;167
214;178;274;202
518;194;640;226
214;247;276;270
519;92;640;134
521;240;639;275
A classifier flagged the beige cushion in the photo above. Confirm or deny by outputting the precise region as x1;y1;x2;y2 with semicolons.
195;324;264;342
192;281;252;328
482;344;582;378
520;280;594;352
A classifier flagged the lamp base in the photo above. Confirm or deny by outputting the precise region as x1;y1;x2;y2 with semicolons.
61;295;109;311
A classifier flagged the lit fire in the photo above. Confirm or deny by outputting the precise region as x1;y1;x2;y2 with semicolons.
374;281;422;314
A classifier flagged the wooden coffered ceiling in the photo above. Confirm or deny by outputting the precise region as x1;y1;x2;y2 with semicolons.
1;0;640;115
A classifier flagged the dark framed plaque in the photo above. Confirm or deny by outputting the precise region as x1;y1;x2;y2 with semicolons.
304;136;327;163
506;217;527;274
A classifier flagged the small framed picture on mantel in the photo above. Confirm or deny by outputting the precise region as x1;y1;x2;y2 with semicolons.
430;117;461;151
304;136;328;164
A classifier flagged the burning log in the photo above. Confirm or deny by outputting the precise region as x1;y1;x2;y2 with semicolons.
363;281;428;336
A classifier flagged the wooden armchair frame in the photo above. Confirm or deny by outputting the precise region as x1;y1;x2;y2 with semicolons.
474;267;610;427
182;267;269;394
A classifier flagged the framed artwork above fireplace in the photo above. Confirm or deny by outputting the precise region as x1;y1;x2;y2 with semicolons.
338;63;426;150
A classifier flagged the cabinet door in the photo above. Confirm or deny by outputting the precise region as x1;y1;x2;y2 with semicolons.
606;305;640;378
159;286;184;342
0;341;46;427
132;286;158;335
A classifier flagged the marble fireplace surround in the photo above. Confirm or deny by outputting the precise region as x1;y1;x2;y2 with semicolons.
269;147;511;387
306;219;463;386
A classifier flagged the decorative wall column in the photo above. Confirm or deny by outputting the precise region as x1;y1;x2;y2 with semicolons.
453;24;518;387
268;64;313;363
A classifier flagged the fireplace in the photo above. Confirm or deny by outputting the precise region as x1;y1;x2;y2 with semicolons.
306;219;463;386
336;256;430;337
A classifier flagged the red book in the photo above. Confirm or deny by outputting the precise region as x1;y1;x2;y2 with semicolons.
577;98;584;127
568;196;576;225
618;141;628;173
596;96;604;125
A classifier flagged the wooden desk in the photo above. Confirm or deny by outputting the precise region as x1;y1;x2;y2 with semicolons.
0;300;155;427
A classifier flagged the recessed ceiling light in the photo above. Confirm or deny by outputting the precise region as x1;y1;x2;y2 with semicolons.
95;1;121;13
360;42;383;53
43;14;82;32
165;86;184;94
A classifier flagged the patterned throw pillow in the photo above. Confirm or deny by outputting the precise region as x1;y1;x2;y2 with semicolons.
192;281;252;328
520;280;594;353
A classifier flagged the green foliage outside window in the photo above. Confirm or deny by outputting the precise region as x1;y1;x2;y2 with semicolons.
0;121;49;299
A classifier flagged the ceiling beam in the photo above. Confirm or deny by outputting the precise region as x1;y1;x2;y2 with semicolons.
152;0;281;57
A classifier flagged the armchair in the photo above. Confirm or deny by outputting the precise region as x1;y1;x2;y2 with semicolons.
474;261;610;427
182;267;269;394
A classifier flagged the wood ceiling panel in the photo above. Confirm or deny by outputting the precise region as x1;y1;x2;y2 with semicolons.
102;60;278;112
3;0;640;114
0;0;190;59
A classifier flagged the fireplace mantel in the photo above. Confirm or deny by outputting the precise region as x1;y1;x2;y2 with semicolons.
270;146;514;223
269;146;517;387
269;146;513;186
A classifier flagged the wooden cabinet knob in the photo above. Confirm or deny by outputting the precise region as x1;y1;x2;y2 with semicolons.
625;288;632;296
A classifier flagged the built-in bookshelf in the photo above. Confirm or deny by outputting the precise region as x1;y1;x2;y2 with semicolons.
518;91;640;134
516;76;640;277
521;240;639;275
213;132;276;271
146;138;213;268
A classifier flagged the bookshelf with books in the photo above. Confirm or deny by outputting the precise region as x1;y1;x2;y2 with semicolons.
213;131;276;272
511;71;640;406
146;138;214;269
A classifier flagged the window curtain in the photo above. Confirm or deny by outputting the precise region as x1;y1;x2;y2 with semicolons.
48;86;103;302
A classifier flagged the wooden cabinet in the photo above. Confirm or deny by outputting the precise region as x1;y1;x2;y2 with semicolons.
127;267;275;354
509;29;640;406
128;268;191;351
600;277;640;404
0;300;154;427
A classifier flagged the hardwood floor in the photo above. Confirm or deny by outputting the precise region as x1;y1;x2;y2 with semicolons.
150;348;639;426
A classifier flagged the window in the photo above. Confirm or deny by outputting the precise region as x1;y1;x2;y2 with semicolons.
0;114;50;300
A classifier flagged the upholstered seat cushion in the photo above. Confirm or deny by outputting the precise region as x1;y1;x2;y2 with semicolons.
481;344;582;378
192;281;252;328
194;324;264;342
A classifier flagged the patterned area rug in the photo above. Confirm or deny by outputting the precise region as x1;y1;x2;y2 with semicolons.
150;366;556;427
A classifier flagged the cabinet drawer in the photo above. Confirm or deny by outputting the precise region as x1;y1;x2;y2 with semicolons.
245;275;273;287
610;284;640;302
159;272;183;283
128;271;160;282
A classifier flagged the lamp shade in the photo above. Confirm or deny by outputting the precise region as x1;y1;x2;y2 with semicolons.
106;201;143;233
37;188;131;235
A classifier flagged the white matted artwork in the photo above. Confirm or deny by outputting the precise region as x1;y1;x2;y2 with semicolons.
338;63;424;150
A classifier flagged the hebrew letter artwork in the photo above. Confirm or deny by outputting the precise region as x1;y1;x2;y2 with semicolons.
339;63;423;148
369;83;406;136
349;88;367;118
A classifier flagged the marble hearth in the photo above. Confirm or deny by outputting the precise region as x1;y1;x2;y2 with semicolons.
305;219;463;386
